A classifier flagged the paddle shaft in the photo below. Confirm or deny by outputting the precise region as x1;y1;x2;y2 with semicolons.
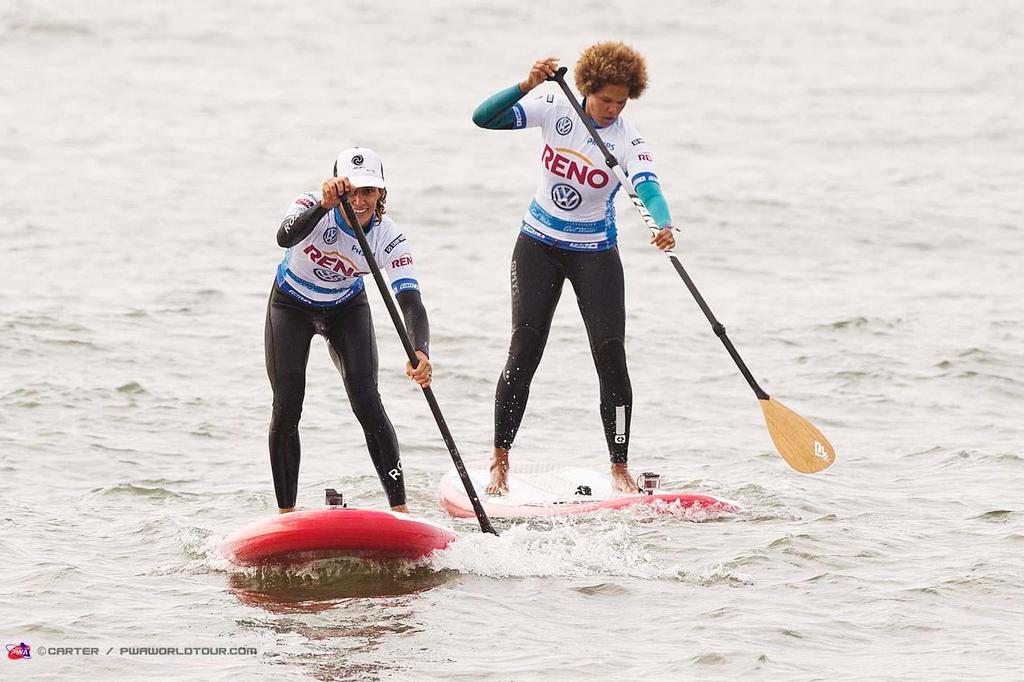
338;195;498;535
546;68;769;401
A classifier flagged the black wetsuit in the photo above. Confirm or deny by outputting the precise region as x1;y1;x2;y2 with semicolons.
494;233;631;462
266;200;428;509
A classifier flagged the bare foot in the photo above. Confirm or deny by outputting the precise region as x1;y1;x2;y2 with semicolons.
486;448;510;495
610;463;640;494
391;504;409;513
278;507;296;514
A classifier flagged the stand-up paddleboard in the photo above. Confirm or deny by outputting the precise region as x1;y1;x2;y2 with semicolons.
439;464;739;519
223;502;457;567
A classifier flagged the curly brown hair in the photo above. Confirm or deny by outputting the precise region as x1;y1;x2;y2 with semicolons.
574;41;649;99
374;189;387;221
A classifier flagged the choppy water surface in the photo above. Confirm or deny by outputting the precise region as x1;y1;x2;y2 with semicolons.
2;1;1022;679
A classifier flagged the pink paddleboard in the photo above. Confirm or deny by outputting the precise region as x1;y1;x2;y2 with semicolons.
439;465;739;519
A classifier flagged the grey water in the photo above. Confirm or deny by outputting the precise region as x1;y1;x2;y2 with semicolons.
1;0;1022;679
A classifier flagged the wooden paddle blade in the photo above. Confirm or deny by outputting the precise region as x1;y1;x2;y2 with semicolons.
759;397;836;473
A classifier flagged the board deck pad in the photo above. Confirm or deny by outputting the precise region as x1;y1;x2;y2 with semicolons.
222;508;458;567
439;463;739;519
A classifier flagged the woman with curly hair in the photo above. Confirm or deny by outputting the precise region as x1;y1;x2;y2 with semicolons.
472;42;677;495
266;147;433;513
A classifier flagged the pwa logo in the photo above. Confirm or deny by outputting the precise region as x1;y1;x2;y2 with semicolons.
541;145;609;189
6;642;31;660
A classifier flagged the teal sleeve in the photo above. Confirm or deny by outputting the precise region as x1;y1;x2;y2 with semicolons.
635;180;673;229
472;83;526;130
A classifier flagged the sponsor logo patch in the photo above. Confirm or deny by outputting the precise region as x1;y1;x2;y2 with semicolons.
541;144;609;189
555;116;573;135
551;183;582;211
512;105;524;127
303;245;367;278
389;254;414;269
351;154;364;166
314;267;345;282
586;137;614;150
384;235;406;254
322;226;338;244
510;258;519;306
630;137;645;146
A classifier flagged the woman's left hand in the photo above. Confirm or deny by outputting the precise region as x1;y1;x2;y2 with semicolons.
650;226;677;251
406;351;432;388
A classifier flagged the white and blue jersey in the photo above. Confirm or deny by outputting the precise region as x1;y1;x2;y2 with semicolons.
511;92;660;251
276;193;419;307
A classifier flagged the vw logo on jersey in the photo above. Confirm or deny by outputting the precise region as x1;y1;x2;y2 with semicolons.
555;116;573;135
322;226;339;244
351;154;364;166
314;267;346;282
551;183;582;211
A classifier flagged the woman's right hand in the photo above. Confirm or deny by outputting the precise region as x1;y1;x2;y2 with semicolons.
519;56;559;93
405;351;432;388
321;176;353;209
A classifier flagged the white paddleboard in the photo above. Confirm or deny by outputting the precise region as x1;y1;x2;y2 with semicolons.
439;463;739;519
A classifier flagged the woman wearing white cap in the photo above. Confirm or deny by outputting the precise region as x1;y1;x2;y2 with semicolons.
266;147;431;513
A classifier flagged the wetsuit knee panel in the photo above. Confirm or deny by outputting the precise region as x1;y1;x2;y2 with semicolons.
501;325;547;384
593;338;632;407
508;325;546;363
594;337;627;371
345;378;387;424
270;373;306;429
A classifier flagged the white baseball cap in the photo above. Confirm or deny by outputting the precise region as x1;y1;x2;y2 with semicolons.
334;146;385;189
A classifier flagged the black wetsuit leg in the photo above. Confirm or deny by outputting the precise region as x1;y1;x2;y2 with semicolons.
493;233;633;463
323;291;406;508
264;285;405;509
493;234;565;449
564;247;632;463
265;285;315;509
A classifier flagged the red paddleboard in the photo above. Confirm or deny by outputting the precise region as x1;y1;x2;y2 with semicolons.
222;509;457;566
439;465;739;519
